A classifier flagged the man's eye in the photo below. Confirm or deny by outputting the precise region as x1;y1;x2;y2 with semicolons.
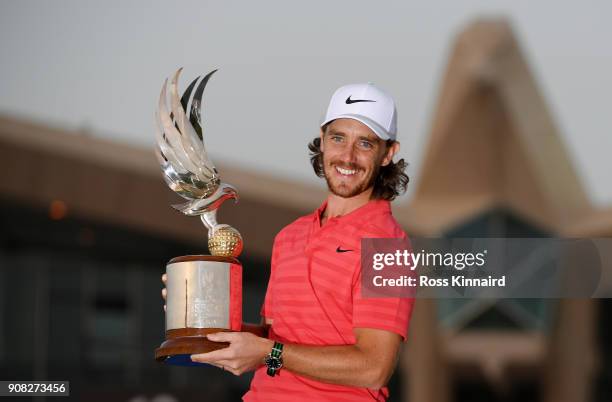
331;136;343;142
359;141;373;149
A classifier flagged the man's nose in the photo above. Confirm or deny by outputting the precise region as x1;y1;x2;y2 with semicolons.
339;142;357;163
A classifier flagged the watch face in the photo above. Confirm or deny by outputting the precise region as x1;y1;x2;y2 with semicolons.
265;355;283;369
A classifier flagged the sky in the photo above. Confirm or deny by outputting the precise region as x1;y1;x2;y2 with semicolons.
0;0;611;205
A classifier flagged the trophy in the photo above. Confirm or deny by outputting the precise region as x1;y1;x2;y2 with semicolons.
154;68;244;365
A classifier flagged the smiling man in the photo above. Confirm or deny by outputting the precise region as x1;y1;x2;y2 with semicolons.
191;83;415;401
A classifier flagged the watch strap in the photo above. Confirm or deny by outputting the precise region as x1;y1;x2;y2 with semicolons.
266;341;284;376
271;341;283;357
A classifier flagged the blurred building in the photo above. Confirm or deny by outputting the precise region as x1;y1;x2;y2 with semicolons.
397;20;612;402
0;18;610;402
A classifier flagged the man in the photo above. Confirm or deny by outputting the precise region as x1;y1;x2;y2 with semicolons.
171;82;414;401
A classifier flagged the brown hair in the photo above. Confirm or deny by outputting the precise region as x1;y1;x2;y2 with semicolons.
308;136;409;201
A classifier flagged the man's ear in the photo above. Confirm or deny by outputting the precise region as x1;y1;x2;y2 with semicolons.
319;128;325;152
381;141;400;167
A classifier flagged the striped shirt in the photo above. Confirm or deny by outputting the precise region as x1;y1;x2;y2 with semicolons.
243;199;414;402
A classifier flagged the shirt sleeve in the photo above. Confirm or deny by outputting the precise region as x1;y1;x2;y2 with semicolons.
352;267;415;340
351;226;415;340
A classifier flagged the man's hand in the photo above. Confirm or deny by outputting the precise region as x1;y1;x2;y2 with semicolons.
191;332;274;376
161;273;167;311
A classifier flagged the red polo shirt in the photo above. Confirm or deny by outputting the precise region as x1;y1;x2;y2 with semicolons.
243;199;414;402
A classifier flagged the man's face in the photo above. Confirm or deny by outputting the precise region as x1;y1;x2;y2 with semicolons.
320;118;398;198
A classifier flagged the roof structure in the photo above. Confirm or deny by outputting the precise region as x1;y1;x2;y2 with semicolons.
398;19;609;237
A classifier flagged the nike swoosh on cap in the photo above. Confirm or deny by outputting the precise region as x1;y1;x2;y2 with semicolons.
336;246;353;253
345;95;376;104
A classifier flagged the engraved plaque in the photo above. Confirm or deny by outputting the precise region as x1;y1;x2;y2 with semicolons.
166;261;230;330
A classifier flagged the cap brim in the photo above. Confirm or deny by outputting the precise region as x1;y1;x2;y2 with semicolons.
320;114;392;141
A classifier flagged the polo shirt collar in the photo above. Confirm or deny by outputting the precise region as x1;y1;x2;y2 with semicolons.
313;197;391;228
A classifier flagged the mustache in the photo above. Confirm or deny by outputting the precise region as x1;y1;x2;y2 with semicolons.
330;161;363;171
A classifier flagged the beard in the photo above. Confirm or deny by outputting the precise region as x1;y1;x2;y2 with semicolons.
322;156;380;198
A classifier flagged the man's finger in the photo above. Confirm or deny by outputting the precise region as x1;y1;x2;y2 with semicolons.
162;273;167;284
191;348;233;363
206;331;236;343
206;362;224;370
208;360;232;370
161;288;167;300
207;361;240;375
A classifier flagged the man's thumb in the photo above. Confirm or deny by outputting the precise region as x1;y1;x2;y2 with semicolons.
207;331;231;342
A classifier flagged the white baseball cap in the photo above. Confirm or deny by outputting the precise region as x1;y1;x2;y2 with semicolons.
321;82;397;141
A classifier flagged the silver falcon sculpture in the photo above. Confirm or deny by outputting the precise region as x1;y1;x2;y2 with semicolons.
155;68;243;257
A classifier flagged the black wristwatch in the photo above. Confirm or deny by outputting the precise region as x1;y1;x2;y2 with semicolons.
264;341;284;377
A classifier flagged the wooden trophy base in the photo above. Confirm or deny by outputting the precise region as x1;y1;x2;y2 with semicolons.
155;328;231;362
